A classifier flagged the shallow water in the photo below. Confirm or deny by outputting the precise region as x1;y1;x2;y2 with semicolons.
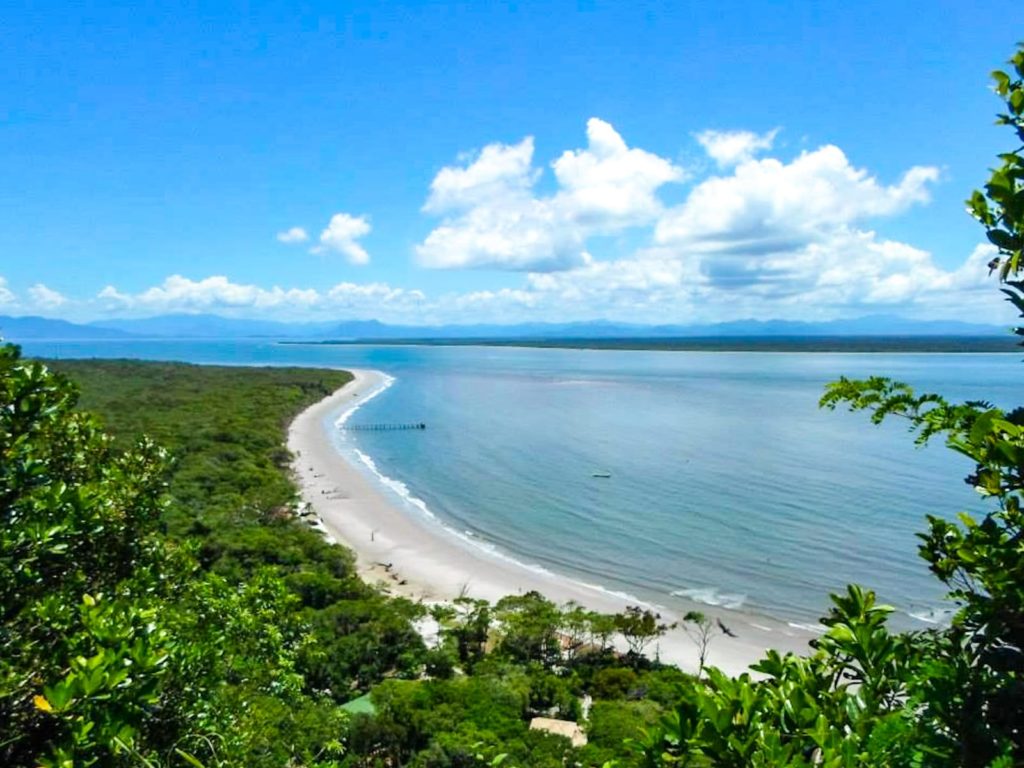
23;339;1020;626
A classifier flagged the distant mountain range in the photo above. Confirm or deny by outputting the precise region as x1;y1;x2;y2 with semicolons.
0;315;135;341
0;312;1012;342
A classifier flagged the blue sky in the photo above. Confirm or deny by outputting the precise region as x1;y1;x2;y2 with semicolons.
2;1;1022;324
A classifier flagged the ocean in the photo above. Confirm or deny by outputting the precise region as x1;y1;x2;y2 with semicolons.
20;338;1019;628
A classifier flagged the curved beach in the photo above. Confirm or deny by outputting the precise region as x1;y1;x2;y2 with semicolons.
288;369;816;676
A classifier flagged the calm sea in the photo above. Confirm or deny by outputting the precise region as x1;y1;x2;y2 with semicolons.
21;339;1020;627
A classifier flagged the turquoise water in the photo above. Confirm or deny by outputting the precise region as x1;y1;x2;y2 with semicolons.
21;339;1020;626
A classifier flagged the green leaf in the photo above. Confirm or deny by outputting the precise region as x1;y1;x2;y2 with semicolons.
174;750;207;768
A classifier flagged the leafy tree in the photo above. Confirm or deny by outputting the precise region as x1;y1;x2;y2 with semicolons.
560;601;599;662
0;344;188;766
437;597;492;667
820;45;1024;765
630;587;919;766
614;606;674;659
590;667;639;700
494;592;562;667
589;611;620;655
1;348;355;767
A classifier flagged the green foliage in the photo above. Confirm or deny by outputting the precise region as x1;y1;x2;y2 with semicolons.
48;358;429;700
1;345;185;766
359;673;586;768
966;45;1024;282
1;350;431;766
47;359;353;568
591;668;640;700
494;592;563;667
614;606;674;659
584;699;662;765
632;587;921;767
432;597;492;668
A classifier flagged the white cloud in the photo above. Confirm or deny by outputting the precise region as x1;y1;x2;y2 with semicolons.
95;275;423;320
97;285;129;303
98;275;321;312
551;118;685;228
410;124;964;320
277;226;309;244
416;118;685;271
28;283;67;309
58;240;1015;329
655;145;938;256
695;128;779;167
424;137;538;214
316;213;372;265
326;281;426;307
455;237;1006;325
19;124;1005;327
0;277;15;306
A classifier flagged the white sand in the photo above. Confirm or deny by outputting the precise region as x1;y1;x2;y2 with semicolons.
288;369;816;677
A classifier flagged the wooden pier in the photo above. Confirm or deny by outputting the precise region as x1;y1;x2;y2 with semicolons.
345;422;426;432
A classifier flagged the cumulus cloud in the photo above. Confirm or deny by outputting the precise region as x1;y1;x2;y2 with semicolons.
424;137;538;214
656;145;938;253
552;119;685;228
409;121;967;320
72;242;1011;329
416;118;685;271
695;128;779;167
470;238;1005;325
277;226;309;244
646;145;941;304
20;123;1002;326
327;281;426;307
28;283;67;309
96;275;423;320
98;275;319;312
316;213;372;265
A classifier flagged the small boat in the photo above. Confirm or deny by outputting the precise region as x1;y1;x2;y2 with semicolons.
592;471;612;478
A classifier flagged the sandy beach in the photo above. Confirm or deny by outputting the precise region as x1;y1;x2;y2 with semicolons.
288;369;816;677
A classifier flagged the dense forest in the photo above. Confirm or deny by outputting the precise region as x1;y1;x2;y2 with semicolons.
2;356;694;767
2;44;1023;767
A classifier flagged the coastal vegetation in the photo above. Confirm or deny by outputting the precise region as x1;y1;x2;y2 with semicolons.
1;353;688;766
1;42;1022;768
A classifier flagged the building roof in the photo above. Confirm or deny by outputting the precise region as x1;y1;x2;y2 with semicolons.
529;717;587;747
340;693;376;715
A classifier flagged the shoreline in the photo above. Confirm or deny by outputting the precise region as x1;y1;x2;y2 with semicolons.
288;369;816;676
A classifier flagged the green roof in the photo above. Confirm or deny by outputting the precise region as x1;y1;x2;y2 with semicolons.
340;693;376;715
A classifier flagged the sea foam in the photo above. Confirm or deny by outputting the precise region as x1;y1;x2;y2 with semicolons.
671;586;747;610
907;606;956;625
